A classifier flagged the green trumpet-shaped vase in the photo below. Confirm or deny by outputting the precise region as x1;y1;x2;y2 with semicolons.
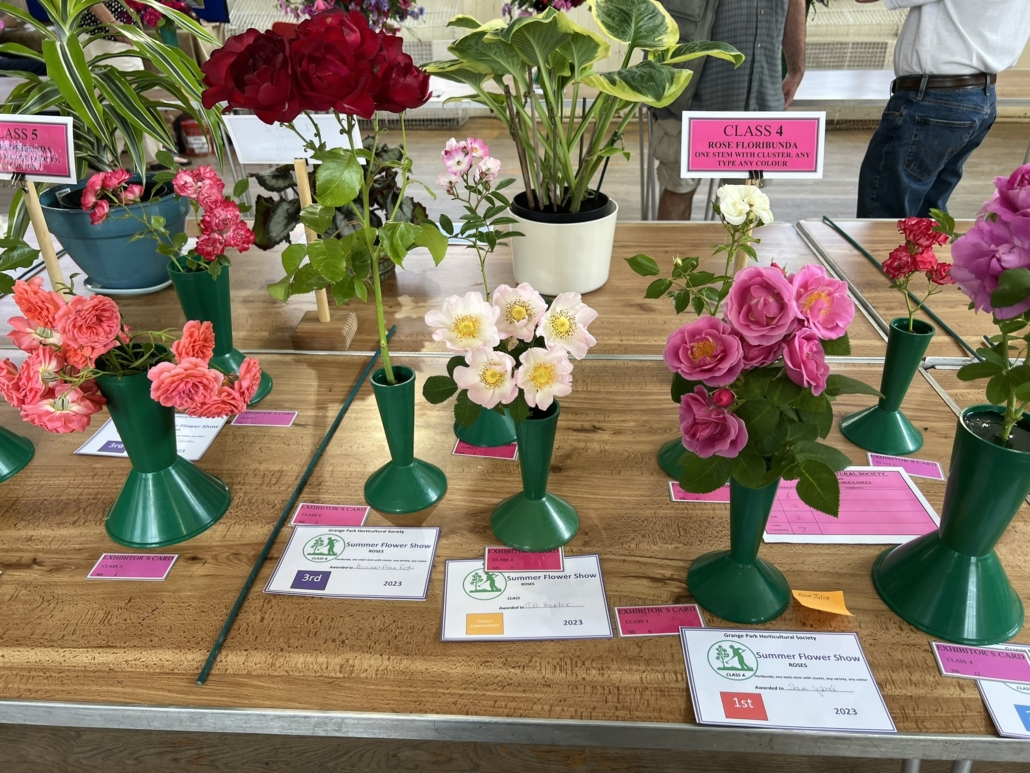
0;425;33;482
840;318;933;455
688;478;790;624
872;405;1029;644
491;401;578;551
658;436;686;478
168;262;273;405
364;366;446;514
455;407;516;448
97;368;231;548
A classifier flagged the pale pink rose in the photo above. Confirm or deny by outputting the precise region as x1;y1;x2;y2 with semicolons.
536;292;597;360
453;348;518;409
492;283;547;342
12;276;63;329
466;137;489;158
679;386;748;459
724;266;800;346
20;383;105;434
172;320;216;363
14;346;65;405
148;357;223;411
53;295;122;367
791;264;855;341
783;328;830;396
474;157;501;184
89;199;110;226
442;143;471;175
740;338;783;368
516;347;573;410
663;317;744;388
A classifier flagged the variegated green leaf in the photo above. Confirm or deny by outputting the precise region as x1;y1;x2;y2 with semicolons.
0;2;52;35
447;14;485;30
42;36;106;140
659;40;745;67
104;107;146;175
0;42;43;61
94;69;174;148
581;60;691;108
449;31;526;84
555;14;610;76
119;25;206;103
488;9;570;70
589;0;678;50
129;0;219;44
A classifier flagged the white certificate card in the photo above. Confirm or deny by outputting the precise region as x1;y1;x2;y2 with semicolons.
264;526;439;600
680;629;896;733
75;415;226;461
441;554;613;641
977;644;1030;739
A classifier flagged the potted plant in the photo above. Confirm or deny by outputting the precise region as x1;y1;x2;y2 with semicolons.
0;279;261;546
425;0;742;294
630;186;878;624
80;163;273;404
0;0;225;291
423;285;597;550
199;10;448;514
872;165;1030;645
840;218;955;455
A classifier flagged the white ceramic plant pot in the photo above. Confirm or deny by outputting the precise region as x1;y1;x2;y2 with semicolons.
509;192;618;296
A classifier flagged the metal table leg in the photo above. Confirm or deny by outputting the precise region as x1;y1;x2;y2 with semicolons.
638;107;647;221
950;762;973;773
901;760;921;773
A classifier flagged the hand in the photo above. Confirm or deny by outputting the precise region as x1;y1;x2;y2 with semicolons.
782;70;804;108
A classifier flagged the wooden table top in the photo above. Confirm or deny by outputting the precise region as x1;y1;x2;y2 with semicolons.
3;222;887;358
0;353;1026;758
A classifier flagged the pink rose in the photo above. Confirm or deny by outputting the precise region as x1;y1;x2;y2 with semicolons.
791;264;855;341
740;339;783;368
679;386;748;459
663;317;744;388
195;233;225;261
173;168;203;199
81;173;104;210
12;275;63;329
90;199;110;226
987;164;1030;222
898;217;948;249
883;245;916;280
120;184;144;205
712;388;735;408
102;169;131;190
172;320;216;363
224;220;255;253
148;357;223;411
912;247;938;272
53;295;122;367
724;266;800;346
951;217;1030;318
783;328;830;396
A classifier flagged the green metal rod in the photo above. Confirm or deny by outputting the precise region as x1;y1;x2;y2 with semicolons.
197;326;396;685
821;216;981;360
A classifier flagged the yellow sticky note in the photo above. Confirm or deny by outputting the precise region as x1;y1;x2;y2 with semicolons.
792;590;853;616
466;613;504;635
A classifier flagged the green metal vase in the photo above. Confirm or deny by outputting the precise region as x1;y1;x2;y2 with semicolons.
0;425;33;482
96;368;231;548
455;407;516;448
840;318;933;455
688;478;790;624
872;405;1029;645
364;365;447;514
491;401;578;551
168;262;272;405
658;436;686;478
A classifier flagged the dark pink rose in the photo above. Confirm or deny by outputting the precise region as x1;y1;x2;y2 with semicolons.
712;388;735;408
791;263;855;341
663;316;744;388
740;339;784;368
724;265;800;346
986;164;1030;222
951;217;1030;318
783;328;830;396
679;386;748;459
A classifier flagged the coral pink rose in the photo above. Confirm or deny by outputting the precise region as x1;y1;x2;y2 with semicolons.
20;383;105;433
791;264;855;341
148;357;223;411
12;276;63;329
664;317;744;388
172;320;216;363
679;386;748;459
188;388;248;418
724;266;800;346
783;328;830;396
0;358;23;408
8;316;62;352
740;339;783;368
235;357;262;403
14;347;64;405
54;295;122;367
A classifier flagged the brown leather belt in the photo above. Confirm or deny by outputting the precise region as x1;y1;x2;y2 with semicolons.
892;73;997;93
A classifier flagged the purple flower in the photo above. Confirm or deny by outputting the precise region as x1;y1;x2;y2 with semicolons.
951;217;1030;318
985;164;1030;222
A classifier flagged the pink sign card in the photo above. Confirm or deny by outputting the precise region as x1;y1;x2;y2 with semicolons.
616;604;705;637
232;410;298;427
290;503;370;527
932;642;1030;684
669;482;731;503
867;453;945;481
764;467;939;544
452;439;518;461
681;111;825;179
0;115;76;183
87;553;178;580
485;546;564;572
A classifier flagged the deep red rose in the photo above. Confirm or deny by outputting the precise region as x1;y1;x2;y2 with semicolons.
201;29;302;124
912;247;938;272
291;18;381;117
898;217;948;249
930;262;956;286
373;56;431;113
883;245;916;280
271;21;299;39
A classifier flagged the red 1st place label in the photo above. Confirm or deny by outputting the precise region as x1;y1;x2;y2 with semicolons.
720;692;768;721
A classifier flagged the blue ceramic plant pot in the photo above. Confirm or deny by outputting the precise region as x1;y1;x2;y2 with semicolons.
39;177;188;290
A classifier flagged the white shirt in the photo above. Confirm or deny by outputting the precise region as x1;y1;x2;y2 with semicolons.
883;0;1030;76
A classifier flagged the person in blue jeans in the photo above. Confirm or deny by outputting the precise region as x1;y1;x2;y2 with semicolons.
856;0;1030;218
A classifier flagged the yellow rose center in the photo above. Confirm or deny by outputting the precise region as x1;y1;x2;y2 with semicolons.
508;303;529;322
480;365;504;389
452;315;480;341
803;290;830;316
549;312;575;339
690;340;717;361
529;363;556;389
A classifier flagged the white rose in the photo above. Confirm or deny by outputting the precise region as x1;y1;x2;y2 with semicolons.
717;185;750;226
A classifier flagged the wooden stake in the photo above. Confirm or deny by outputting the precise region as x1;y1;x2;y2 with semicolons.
293;158;331;323
22;180;68;296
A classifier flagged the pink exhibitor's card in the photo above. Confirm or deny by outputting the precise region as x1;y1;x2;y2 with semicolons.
232;410;298;427
867;453;945;480
682;112;824;178
764;467;939;544
669;482;730;503
485;546;563;572
616;604;705;637
0;116;76;183
291;503;369;527
87;553;178;580
932;642;1030;684
452;440;518;460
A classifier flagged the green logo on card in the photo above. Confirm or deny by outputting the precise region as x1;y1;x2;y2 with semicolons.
707;641;758;680
303;534;345;563
462;568;506;600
